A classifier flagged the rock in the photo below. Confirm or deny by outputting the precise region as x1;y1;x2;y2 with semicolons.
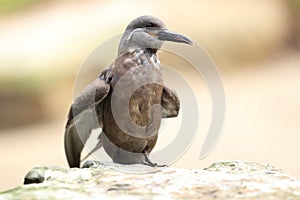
0;161;300;200
24;168;45;185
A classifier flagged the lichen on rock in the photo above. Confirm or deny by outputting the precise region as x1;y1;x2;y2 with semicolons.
0;161;300;200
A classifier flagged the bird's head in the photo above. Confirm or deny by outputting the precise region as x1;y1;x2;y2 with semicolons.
118;15;192;54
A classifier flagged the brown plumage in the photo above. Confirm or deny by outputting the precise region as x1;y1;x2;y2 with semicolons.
64;15;192;168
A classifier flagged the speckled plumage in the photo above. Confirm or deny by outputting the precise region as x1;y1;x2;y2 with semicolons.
100;48;164;164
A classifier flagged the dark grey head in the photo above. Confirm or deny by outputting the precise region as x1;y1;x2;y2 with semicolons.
118;15;192;54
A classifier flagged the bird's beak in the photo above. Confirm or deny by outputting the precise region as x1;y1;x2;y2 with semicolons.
158;29;193;45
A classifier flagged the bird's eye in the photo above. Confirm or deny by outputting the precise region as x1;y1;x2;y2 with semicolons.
145;23;154;28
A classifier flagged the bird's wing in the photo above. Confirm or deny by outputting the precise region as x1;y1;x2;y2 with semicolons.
161;86;180;118
64;76;110;168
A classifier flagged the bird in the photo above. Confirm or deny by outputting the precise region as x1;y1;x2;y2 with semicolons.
64;15;192;168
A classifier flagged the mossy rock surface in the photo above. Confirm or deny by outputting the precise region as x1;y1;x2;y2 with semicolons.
1;161;300;200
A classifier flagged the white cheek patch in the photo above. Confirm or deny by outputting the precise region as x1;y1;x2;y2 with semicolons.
126;29;142;41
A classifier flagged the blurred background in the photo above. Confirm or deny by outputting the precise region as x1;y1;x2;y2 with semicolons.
1;0;300;191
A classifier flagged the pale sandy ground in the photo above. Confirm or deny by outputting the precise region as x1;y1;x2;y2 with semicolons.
1;52;300;191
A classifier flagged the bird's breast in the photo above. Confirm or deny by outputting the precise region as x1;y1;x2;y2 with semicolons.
103;49;163;135
129;83;163;127
101;49;164;154
113;63;164;128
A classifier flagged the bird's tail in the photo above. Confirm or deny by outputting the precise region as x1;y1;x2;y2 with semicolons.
64;124;84;168
64;108;102;168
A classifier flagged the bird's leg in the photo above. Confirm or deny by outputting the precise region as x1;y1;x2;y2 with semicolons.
142;150;168;167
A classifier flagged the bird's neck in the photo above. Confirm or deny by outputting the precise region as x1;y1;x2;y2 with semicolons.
144;48;157;56
118;47;158;57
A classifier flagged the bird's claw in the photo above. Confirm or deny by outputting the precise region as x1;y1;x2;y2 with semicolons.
142;161;168;168
142;150;168;167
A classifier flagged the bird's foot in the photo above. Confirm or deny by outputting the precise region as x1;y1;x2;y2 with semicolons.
143;150;168;167
142;161;168;167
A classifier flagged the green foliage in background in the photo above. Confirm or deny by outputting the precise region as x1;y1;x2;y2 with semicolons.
0;0;45;14
290;0;300;11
